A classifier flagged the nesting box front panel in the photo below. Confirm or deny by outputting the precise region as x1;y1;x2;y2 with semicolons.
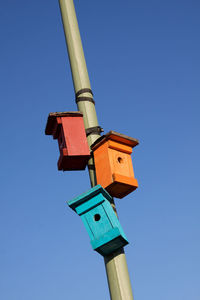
89;200;128;256
57;116;90;170
80;199;128;256
106;141;138;198
82;205;113;239
108;143;134;179
61;117;89;156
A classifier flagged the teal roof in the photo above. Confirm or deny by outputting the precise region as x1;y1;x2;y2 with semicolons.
68;185;112;210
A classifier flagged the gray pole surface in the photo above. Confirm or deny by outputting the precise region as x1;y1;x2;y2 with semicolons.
59;0;134;299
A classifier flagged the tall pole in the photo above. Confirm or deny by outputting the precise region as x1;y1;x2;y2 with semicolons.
59;1;134;299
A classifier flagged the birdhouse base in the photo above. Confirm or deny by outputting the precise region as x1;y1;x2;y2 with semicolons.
105;173;138;199
91;227;128;256
58;148;90;171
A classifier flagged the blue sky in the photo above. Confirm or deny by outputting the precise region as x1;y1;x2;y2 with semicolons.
0;0;200;299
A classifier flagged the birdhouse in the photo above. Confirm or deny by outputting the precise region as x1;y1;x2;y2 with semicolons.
45;112;90;171
91;131;139;199
68;185;128;256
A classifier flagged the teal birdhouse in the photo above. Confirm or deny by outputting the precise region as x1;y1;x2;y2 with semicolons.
68;185;128;256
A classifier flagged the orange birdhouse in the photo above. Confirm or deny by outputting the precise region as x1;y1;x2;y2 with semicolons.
91;131;139;199
45;112;90;171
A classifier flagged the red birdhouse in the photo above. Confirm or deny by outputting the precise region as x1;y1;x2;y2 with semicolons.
45;112;90;171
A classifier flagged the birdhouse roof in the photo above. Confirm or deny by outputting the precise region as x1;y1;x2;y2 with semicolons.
45;111;83;135
91;131;139;151
68;185;112;211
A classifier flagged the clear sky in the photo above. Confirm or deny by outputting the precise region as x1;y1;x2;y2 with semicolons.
0;0;199;299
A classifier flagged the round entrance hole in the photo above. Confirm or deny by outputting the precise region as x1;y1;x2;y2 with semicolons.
94;214;101;222
117;157;123;163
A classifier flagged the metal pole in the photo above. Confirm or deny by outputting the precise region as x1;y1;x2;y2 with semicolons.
59;1;134;299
